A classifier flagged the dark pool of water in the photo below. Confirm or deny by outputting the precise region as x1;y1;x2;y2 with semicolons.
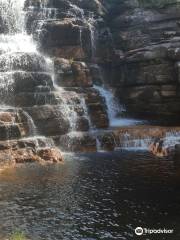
0;151;180;240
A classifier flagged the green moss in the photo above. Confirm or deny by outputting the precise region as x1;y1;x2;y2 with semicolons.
10;231;27;240
138;0;180;8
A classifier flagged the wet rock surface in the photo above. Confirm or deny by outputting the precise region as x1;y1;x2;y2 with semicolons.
1;0;180;167
0;138;63;168
106;0;180;116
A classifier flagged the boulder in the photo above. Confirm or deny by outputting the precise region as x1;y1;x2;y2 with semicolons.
14;148;42;163
54;59;93;87
37;148;63;162
88;103;109;128
37;18;91;59
26;105;70;136
71;61;93;87
0;53;49;72
97;133;116;151
15;92;60;107
0;112;14;123
13;72;53;93
0;124;21;140
59;132;97;152
76;117;89;131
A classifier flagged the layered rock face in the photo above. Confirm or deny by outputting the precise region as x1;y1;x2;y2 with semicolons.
0;0;112;164
1;0;180;164
107;0;180;117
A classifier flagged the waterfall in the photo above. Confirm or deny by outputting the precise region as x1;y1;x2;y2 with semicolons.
0;0;36;53
94;85;122;126
86;13;96;59
68;4;97;59
0;0;26;33
94;85;144;127
22;111;38;136
0;0;81;138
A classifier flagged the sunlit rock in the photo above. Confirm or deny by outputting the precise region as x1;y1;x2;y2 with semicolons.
37;148;63;162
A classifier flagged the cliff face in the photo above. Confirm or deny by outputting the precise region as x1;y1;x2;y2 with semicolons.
1;0;180;165
26;0;180;118
106;0;180;117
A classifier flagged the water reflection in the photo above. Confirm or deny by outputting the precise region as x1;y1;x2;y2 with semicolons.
0;151;180;239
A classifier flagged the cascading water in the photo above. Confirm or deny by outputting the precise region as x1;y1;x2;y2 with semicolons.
0;0;37;105
1;0;180;155
94;85;144;127
0;0;40;135
22;111;38;136
0;0;36;52
86;13;96;59
94;85;120;120
0;0;81;140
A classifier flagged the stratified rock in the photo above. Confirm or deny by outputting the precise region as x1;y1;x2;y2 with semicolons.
59;132;97;152
26;105;70;136
54;58;93;87
14;72;53;93
97;133;116;151
0;112;14;123
71;61;93;87
0;53;49;72
37;148;63;162
13;148;42;163
37;19;90;59
76;117;89;131
85;88;109;128
0;137;64;166
72;0;106;16
106;0;180;117
0;124;21;140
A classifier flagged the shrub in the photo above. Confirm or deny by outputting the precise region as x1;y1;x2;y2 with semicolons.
9;230;27;240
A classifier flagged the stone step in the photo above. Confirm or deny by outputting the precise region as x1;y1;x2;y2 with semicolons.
32;18;91;59
0;109;39;139
0;124;21;140
59;87;109;129
0;136;55;151
56;132;97;153
25;105;70;136
14;91;87;107
54;59;93;88
0;52;49;72
14;92;60;107
0;72;53;96
0;136;62;167
52;125;180;153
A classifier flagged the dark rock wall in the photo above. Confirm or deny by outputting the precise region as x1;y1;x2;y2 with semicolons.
25;0;180;118
106;0;180;117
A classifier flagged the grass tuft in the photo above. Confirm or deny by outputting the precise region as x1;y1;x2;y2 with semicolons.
9;230;27;240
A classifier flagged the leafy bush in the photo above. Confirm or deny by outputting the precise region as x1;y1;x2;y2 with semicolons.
10;231;27;240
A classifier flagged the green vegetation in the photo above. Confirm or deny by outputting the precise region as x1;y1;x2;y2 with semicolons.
69;57;74;64
9;230;27;240
138;0;180;8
